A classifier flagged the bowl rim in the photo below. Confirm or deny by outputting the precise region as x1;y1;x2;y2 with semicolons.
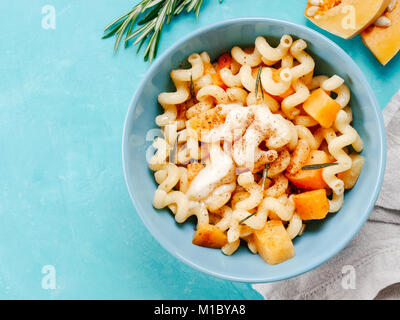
122;17;387;283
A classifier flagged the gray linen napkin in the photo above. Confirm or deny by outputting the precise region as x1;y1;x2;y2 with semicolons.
252;92;400;300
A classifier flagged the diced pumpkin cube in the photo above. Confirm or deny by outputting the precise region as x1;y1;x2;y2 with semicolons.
186;106;226;140
187;162;204;185
286;150;330;190
362;1;400;65
337;154;365;189
253;220;295;265
192;224;227;248
303;88;341;128
293;189;330;221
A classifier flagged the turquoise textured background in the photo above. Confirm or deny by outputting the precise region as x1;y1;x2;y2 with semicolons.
0;0;398;299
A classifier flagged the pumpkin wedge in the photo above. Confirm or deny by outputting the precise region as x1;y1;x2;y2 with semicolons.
305;0;391;39
362;1;400;65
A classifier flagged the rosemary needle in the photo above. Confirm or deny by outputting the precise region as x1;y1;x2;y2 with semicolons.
255;66;264;100
169;133;179;164
260;164;270;190
239;212;257;225
103;0;223;63
190;74;195;97
301;162;339;170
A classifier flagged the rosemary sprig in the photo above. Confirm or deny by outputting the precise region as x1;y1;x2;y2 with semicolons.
301;162;339;170
239;212;258;225
103;0;223;63
255;66;264;100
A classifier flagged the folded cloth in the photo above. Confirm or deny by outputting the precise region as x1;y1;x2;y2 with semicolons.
252;91;400;300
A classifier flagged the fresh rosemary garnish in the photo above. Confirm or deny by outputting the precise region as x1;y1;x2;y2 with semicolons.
261;164;270;190
190;74;195;97
169;133;179;164
301;162;339;170
103;0;223;63
239;212;257;225
255;66;264;100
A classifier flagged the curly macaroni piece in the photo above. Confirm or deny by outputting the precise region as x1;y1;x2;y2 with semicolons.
226;87;248;104
261;196;295;222
255;35;293;63
308;75;329;90
333;83;351;108
321;75;344;91
281;79;310;119
268;149;291;177
235;172;263;211
239;64;257;92
158;79;190;105
149;137;170;171
171;53;204;82
197;85;229;104
289;39;315;79
294;115;319;127
264;174;289;198
222;239;240;255
220;68;243;88
296;125;322;150
156;103;177;127
246;91;280;112
186;98;214;119
204;182;236;212
261;67;292;96
193;74;213;93
287;214;302;240
231;46;262;67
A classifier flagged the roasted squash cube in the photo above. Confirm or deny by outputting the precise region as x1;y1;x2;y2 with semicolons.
253;220;295;265
286;150;330;190
192;224;228;249
293;189;330;220
303;88;341;128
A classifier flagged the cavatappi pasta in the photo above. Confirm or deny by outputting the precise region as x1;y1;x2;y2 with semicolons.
149;35;364;265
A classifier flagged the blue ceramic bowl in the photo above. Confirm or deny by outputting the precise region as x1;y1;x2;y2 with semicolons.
122;18;386;282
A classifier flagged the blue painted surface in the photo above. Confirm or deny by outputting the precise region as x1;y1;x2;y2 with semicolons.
0;0;397;299
123;18;386;283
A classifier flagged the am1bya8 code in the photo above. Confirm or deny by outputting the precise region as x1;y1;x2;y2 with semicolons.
197;304;246;315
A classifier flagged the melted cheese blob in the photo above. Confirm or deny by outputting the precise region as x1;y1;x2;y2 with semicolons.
201;104;253;143
187;104;292;200
186;143;234;201
225;105;291;168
